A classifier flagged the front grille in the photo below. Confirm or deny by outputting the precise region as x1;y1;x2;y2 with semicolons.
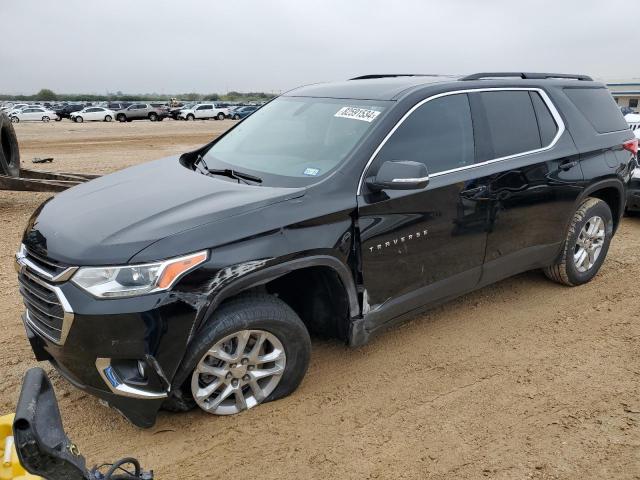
18;270;65;342
23;247;70;278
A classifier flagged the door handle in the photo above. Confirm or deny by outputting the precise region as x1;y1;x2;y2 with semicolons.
559;160;578;171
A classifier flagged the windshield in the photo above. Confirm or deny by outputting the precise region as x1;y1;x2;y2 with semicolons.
202;96;388;184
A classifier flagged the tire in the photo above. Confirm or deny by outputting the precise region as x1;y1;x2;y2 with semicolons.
149;112;158;121
217;112;225;120
10;116;19;123
117;114;126;122
75;116;83;123
42;116;50;123
104;115;112;122
0;113;21;176
163;293;311;415
233;114;241;120
187;114;195;121
54;117;61;122
543;197;613;286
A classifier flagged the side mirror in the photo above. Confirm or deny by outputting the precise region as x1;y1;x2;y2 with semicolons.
366;160;430;191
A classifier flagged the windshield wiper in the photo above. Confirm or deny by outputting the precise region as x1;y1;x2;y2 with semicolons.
194;154;262;184
206;168;262;184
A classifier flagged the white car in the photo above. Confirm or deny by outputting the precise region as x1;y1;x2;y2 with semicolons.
179;103;229;121
624;113;640;140
10;106;58;123
7;104;39;116
70;107;116;123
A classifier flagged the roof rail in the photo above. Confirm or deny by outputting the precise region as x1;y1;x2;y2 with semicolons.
349;74;447;80
461;72;593;81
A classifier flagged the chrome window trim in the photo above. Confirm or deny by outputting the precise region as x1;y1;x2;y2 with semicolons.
357;87;565;195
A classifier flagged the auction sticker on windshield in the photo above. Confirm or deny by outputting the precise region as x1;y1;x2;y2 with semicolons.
334;106;381;123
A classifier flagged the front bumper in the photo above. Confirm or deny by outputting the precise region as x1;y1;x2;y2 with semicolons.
18;260;200;428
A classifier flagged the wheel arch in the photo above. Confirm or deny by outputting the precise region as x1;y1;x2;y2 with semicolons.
578;179;625;233
195;255;360;342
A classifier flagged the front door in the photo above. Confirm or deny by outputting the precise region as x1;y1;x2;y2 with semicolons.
357;93;488;329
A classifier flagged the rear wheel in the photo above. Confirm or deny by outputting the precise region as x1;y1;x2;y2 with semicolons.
544;197;613;286
163;294;311;415
10;116;19;123
217;112;225;120
233;114;241;120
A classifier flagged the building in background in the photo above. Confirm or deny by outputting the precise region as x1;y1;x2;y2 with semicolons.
607;81;640;110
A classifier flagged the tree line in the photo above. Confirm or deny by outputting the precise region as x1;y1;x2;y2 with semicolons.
0;88;275;102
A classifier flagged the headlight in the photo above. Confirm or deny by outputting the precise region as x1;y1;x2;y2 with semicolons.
71;251;207;298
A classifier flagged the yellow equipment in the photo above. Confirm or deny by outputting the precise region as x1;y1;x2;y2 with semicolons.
0;414;40;480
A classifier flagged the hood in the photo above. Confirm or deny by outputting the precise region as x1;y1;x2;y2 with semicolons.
23;156;305;265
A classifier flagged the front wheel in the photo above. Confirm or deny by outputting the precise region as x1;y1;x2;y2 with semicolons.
186;114;195;121
10;116;19;123
74;116;83;123
164;294;311;415
42;116;50;122
217;112;225;120
544;197;613;286
233;114;241;120
104;115;112;122
148;112;158;121
117;114;126;122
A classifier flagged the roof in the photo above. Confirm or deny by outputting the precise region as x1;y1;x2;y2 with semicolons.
284;76;456;101
283;73;600;101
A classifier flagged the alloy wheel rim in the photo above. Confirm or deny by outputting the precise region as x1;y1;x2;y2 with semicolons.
574;215;605;273
191;329;286;415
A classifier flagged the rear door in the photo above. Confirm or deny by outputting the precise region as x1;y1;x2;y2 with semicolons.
467;89;583;285
357;92;488;328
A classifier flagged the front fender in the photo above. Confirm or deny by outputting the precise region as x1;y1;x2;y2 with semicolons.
191;254;360;337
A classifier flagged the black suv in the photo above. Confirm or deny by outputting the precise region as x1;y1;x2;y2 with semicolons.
54;104;85;120
16;72;636;427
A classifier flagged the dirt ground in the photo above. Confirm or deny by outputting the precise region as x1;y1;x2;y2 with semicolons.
1;120;639;479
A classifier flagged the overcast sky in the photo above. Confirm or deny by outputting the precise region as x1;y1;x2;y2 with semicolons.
0;0;634;95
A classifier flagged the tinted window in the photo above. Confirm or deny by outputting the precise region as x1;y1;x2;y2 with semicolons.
477;91;541;158
564;87;629;133
375;94;474;174
529;92;558;146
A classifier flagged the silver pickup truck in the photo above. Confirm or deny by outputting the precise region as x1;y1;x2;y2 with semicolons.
115;103;167;122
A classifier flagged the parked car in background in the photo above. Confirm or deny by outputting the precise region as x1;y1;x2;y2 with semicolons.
115;103;167;122
168;103;193;120
107;102;131;111
55;104;85;120
70;107;116;123
621;106;636;115
179;103;228;120
10;106;58;123
230;105;259;120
